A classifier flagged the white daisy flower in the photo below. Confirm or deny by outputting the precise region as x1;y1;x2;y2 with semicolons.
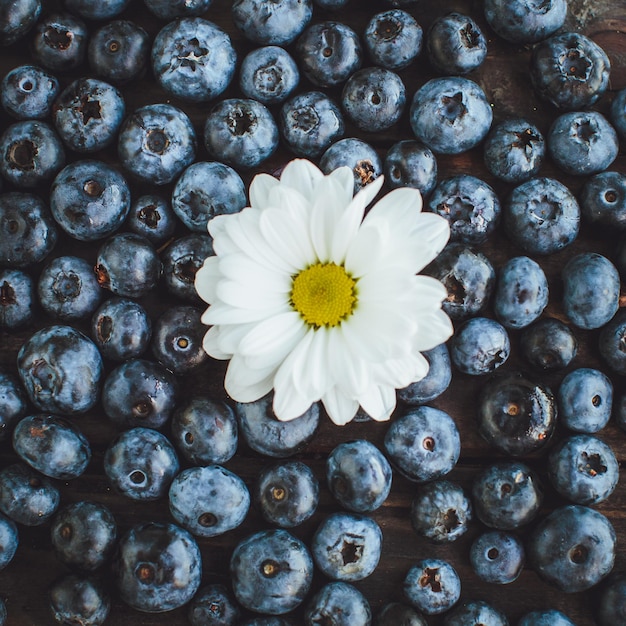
195;159;453;426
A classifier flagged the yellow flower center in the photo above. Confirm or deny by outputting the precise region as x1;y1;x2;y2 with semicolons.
290;262;357;328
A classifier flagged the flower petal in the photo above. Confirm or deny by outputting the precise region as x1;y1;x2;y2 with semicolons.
357;383;396;422
219;254;292;294
249;172;278;209
202;325;231;360
202;300;287;325
280;159;324;201
224;353;276;403
322;386;359;426
195;256;220;305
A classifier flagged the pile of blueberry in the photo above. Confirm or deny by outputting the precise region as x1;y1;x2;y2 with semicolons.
0;0;626;624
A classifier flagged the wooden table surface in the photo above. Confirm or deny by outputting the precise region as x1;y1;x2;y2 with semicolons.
1;0;626;624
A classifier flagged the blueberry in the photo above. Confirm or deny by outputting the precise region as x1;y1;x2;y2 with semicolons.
548;111;619;176
113;521;202;612
384;405;460;482
162;234;214;302
580;170;626;229
50;501;117;571
518;610;576;626
451;317;510;376
151;17;236;103
187;584;242;626
0;268;35;329
503;177;580;255
49;574;110;626
279;90;345;158
341;67;406;132
478;372;556;456
597;573;626;626
91;297;152;362
171;161;246;232
254;461;319;527
0;192;57;267
443;600;509;626
95;233;161;298
409;77;492;154
171;396;238;465
65;0;129;20
611;87;626;141
528;505;616;593
397;343;452;405
17;324;103;414
326;439;392;513
50;159;131;242
558;368;613;433
102;358;178;430
52;78;125;153
319;137;382;193
104;427;179;501
410;480;472;543
0;371;28;441
598;309;626;375
296;21;362;88
472;461;542;530
126;194;176;244
144;0;214;20
384;140;437;196
304;582;371;625
520;317;577;370
0;512;18;570
484;0;567;43
364;9;422;71
230;528;313;615
239;45;300;105
38;255;103;321
169;465;250;537
0;64;59;120
530;32;610;110
31;12;88;73
117;103;197;185
426;12;487;75
404;558;461;615
0;0;40;46
483;118;545;184
470;530;524;585
232;0;312;46
0;120;65;188
377;603;427;626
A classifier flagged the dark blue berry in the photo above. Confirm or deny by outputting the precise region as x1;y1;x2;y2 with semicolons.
0;371;28;441
450;316;510;375
384;140;437;196
443;600;508;626
126;194;176;244
364;9;423;70
305;582;371;625
611;87;626;140
31;12;88;73
187;584;242;626
484;0;566;43
520;317;577;370
319;137;382;193
377;603;427;626
470;530;524;584
598;309;626;375
0;512;18;571
49;574;110;626
0;268;35;329
404;558;460;615
162;234;214;302
397;343;452;405
144;0;213;20
580;170;626;229
65;0;129;20
0;0;40;46
0;64;59;120
597;573;626;626
518;610;575;626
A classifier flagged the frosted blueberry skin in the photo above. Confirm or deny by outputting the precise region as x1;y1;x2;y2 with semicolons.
597;573;626;626
279;91;345;158
520;317;577;371
50;501;117;572
104;427;179;501
410;480;471;543
171;396;238;466
49;574;110;626
102;358;178;430
118;103;196;186
483;118;545;184
599;310;626;375
470;530;524;585
162;234;214;302
235;392;319;458
296;21;362;88
320;137;382;193
204;98;279;170
548;111;619;176
151;18;236;103
410;77;492;155
171;161;246;233
484;0;566;43
52;78;125;153
377;602;427;626
450;316;510;375
472;461;542;530
126;194;176;245
404;559;460;615
0;372;28;442
478;372;556;456
443;600;508;626
239;46;299;105
558;368;613;434
384;140;437;196
232;0;312;45
95;233;161;298
169;465;250;538
327;439;392;513
0;462;60;526
530;32;610;110
397;343;452;405
0;0;40;46
254;461;319;527
187;584;242;626
364;9;422;71
0;512;18;571
518;609;576;626
341;67;406;132
13;414;91;480
17;325;103;414
581;170;626;230
426;12;486;75
145;0;213;20
0;120;65;188
231;529;313;615
113;522;202;613
31;12;88;73
305;582;371;625
0;65;59;119
385;405;459;482
611;87;626;140
548;434;619;505
65;0;129;20
528;505;616;593
0;268;35;329
312;513;382;581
